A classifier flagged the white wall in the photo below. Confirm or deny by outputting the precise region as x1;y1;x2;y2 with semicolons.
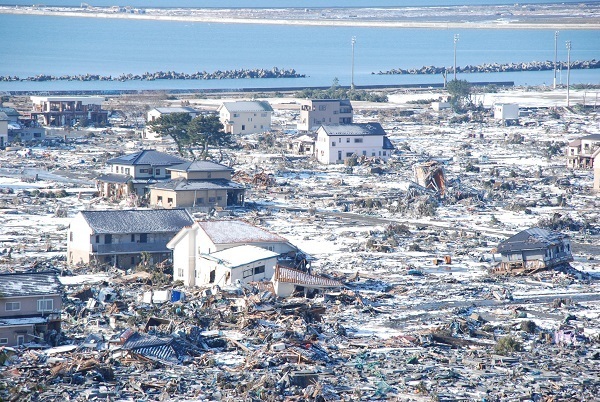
315;129;390;164
67;213;94;265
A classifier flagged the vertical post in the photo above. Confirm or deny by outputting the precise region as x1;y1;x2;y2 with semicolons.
453;34;459;80
566;40;571;107
553;31;559;89
351;36;356;90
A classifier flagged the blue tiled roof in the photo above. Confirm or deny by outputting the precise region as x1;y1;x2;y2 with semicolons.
80;209;194;234
107;150;188;167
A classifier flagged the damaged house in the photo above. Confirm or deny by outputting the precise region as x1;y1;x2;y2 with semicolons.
0;272;62;347
148;160;245;209
566;134;600;169
168;219;299;287
493;227;573;274
67;209;194;269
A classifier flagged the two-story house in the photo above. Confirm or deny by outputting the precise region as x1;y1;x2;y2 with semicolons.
144;107;199;140
167;219;298;287
148;160;245;209
96;149;187;199
315;122;395;164
67;208;194;269
0;272;62;347
493;227;573;274
218;101;272;135
30;95;108;127
566;134;600;169
297;99;353;132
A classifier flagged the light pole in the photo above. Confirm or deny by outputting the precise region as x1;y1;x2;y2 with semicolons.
553;31;559;89
453;34;459;80
566;40;571;107
351;36;356;90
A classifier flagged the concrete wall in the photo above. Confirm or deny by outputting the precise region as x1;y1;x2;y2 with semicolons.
67;213;94;265
0;324;34;346
172;228;197;287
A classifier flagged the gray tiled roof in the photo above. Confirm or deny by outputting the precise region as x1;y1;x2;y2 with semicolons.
168;161;233;173
107;150;188;167
198;220;288;245
0;271;62;297
320;122;386;136
151;179;244;191
80;209;194;234
153;107;197;115
497;228;568;254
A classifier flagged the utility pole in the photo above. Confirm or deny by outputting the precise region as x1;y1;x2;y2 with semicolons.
566;40;571;107
351;36;356;90
453;34;460;80
553;31;559;89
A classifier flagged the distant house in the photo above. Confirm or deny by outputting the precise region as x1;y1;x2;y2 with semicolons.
218;101;272;135
0;111;7;147
493;228;573;274
297;99;353;132
566;134;600;169
0;272;62;347
0;107;46;145
315;122;395;164
30;96;108;127
493;103;519;122
168;219;298;287
67;208;194;269
144;107;199;140
288;134;316;156
95;149;187;199
148;160;245;209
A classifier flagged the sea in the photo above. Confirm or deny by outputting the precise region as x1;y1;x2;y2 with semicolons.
0;0;599;92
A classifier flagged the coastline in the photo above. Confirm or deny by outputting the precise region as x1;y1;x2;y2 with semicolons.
1;6;599;29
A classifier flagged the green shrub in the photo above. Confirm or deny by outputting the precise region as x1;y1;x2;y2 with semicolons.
494;336;522;355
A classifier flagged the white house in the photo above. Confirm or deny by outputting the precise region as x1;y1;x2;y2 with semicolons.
197;245;279;287
168;220;298;287
297;99;353;132
145;107;199;140
493;103;519;121
0;112;8;148
315;122;395;165
217;101;272;135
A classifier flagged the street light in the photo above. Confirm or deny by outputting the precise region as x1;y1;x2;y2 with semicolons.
453;34;459;80
553;31;559;89
351;36;356;90
566;40;571;106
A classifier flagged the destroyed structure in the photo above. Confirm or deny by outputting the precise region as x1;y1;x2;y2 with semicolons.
566;133;600;169
67;208;194;268
29;95;108;127
413;160;447;195
493;227;573;275
0;271;62;347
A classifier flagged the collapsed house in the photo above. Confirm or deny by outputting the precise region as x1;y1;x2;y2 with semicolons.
492;227;573;275
413;161;446;195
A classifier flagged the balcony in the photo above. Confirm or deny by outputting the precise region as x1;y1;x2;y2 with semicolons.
93;242;170;255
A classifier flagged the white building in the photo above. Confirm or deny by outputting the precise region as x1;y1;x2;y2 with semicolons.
145;107;199;140
197;245;279;287
315;122;395;165
0;112;8;148
493;103;519;121
168;220;297;287
218;101;272;135
297;99;353;132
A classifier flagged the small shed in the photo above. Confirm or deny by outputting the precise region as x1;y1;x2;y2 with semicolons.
494;103;519;121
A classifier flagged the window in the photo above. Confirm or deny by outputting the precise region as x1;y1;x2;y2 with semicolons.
346;138;350;143
140;233;147;243
371;152;375;156
5;302;20;311
354;138;363;143
125;168;130;175
243;269;253;278
0;338;7;345
207;173;211;179
37;299;53;312
331;142;336;147
34;132;42;138
131;256;135;265
195;270;201;278
155;169;161;175
196;198;204;205
17;335;24;346
267;246;274;251
140;168;149;173
318;105;327;111
177;268;184;277
363;151;367;156
209;197;216;203
261;113;267;117
69;232;73;242
383;151;386;156
242;125;245;130
167;197;173;205
233;113;239;117
346;152;353;157
248;118;252;122
157;196;163;203
131;234;135;242
105;234;112;244
254;265;265;275
217;196;222;201
95;235;100;243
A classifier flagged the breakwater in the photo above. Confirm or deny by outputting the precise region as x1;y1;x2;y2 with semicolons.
0;67;304;82
375;59;600;75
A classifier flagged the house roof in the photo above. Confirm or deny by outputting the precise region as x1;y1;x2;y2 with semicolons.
122;332;198;363
568;139;582;147
150;178;244;191
152;107;197;115
383;136;395;150
497;228;569;254
319;122;386;136
581;134;600;141
201;244;279;268
168;161;233;173
0;112;8;121
220;101;273;113
0;107;19;117
293;134;316;143
107;150;188;167
197;220;289;245
0;271;62;297
79;209;194;234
